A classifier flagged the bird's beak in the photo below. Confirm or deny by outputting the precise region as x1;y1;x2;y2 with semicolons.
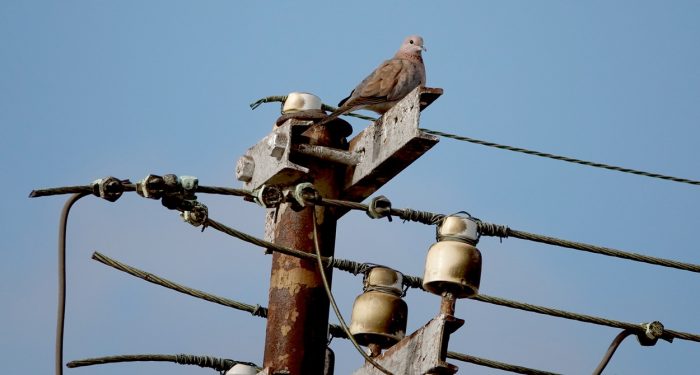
421;46;427;52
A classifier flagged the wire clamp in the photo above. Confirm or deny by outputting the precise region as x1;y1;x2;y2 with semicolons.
366;195;393;222
637;321;668;346
91;176;125;202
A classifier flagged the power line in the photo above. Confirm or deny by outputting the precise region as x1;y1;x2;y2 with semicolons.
247;95;699;186
56;193;89;375
420;128;700;186
194;215;700;344
91;251;561;375
66;354;259;373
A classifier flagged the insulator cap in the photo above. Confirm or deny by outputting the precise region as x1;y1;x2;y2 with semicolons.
349;290;408;349
437;214;479;244
422;240;482;298
225;364;258;375
364;266;403;296
282;92;322;114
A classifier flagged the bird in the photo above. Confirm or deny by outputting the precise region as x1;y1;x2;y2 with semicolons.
318;35;427;126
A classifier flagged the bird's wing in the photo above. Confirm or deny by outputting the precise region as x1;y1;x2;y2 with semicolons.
343;58;406;108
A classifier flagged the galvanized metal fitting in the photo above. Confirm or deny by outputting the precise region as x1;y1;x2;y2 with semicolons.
236;155;255;182
436;213;480;245
179;175;198;199
292;182;319;207
91;176;124;202
253;185;284;208
181;201;208;228
637;321;666;346
366;195;393;222
136;174;165;199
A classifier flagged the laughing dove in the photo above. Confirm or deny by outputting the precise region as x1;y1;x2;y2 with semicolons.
318;35;427;125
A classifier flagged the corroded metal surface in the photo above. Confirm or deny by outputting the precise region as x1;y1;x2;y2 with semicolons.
342;87;442;203
236;121;309;191
351;314;463;375
261;121;345;375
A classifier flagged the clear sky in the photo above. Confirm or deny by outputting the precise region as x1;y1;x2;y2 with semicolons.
2;1;699;374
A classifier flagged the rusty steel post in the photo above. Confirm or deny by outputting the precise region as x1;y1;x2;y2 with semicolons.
262;121;346;375
440;292;456;316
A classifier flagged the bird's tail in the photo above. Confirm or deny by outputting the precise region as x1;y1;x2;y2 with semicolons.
315;107;348;127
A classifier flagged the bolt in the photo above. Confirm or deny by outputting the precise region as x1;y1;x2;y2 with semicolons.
268;132;288;159
236;155;255;182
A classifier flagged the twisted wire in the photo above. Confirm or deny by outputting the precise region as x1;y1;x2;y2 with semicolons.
249;95;378;121
446;351;561;375
66;354;260;373
312;210;393;375
191;218;700;344
92;252;268;318
30;184;251;199
93;252;560;375
505;227;700;273
421;128;700;186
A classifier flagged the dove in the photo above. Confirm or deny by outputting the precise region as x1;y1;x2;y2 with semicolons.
318;35;427;125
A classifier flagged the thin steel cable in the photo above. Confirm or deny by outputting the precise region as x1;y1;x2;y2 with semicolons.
446;351;561;375
317;195;700;274
56;192;89;375
420;128;700;186
92;252;268;317
29;184;251;199
66;354;260;373
312;209;393;375
592;330;635;375
93;253;557;375
504;227;700;273
192;218;700;344
249;95;378;121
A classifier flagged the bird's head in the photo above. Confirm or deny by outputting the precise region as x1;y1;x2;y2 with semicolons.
399;35;426;56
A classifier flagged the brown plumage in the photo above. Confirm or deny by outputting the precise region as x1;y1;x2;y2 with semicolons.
319;35;427;125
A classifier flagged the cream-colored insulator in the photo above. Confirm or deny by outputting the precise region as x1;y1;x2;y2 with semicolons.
282;92;322;114
349;267;408;348
225;363;258;375
422;215;482;298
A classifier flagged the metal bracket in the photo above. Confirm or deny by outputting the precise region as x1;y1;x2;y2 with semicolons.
351;313;463;375
342;86;442;203
236;121;309;191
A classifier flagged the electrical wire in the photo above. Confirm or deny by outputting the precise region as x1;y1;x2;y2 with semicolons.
56;192;89;375
311;209;393;375
32;183;700;274
90;252;560;375
247;95;699;186
420;128;700;187
197;216;700;344
66;353;260;373
592;329;635;375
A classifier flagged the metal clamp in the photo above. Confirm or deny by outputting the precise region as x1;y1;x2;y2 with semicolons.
91;176;125;202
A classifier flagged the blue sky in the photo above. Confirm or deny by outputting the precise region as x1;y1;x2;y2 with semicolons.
2;1;699;374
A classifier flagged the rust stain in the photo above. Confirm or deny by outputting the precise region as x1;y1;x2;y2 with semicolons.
269;262;320;294
281;324;291;336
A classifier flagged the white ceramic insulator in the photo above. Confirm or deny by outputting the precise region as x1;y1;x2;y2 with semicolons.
282;92;322;113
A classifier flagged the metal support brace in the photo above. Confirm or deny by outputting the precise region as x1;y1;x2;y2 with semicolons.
351;314;463;375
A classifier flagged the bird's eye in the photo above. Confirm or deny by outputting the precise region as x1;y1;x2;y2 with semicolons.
409;40;414;44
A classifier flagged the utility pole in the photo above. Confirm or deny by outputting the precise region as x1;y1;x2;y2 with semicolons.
236;87;443;374
262;122;346;374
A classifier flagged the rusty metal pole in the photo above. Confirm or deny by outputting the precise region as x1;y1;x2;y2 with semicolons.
262;122;346;375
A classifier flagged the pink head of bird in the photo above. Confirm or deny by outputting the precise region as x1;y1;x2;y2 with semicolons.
397;35;426;56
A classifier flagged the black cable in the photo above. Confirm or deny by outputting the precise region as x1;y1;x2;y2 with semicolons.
311;210;393;375
420;128;700;186
592;330;635;375
56;193;89;375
